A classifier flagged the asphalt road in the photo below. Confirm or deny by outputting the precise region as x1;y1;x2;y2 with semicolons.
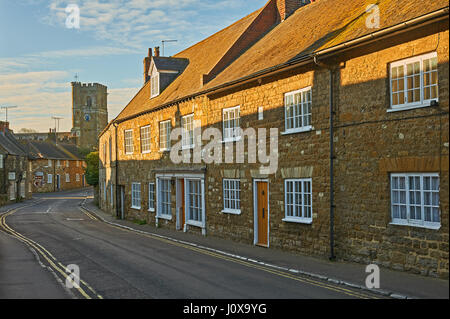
0;189;383;299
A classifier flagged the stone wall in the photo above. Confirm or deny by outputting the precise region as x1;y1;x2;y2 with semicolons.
99;21;449;278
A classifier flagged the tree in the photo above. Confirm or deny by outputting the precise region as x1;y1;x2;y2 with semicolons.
84;151;99;186
18;128;38;133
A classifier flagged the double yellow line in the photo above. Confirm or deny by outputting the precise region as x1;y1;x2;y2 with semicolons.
99;216;380;299
0;205;102;299
79;207;99;221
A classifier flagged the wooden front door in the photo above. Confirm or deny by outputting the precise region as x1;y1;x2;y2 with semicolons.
256;181;269;246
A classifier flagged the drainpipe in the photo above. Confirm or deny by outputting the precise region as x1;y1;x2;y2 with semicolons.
113;122;119;219
314;55;336;261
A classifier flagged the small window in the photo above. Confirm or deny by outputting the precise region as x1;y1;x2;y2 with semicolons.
182;114;194;149
390;52;438;110
151;72;160;98
284;87;312;133
159;120;171;151
148;183;155;212
76;173;80;182
66;161;69;168
140;125;151;154
391;173;440;229
65;173;70;183
48;174;53;184
124;129;134;154
131;183;141;209
0;154;3;169
284;179;312;223
223;179;241;214
48;159;52;167
223;106;241;142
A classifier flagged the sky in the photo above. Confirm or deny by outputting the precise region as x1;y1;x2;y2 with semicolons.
0;0;267;133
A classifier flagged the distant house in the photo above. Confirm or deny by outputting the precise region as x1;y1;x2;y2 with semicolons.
0;122;32;205
26;141;87;193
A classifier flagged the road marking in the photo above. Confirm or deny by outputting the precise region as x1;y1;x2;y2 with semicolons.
87;211;379;299
66;218;85;221
0;206;102;300
79;207;98;221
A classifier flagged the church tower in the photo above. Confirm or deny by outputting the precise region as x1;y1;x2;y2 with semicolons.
71;82;108;151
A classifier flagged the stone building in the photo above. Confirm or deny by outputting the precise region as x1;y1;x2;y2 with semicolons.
26;141;87;193
0;122;32;205
98;0;449;278
71;82;108;151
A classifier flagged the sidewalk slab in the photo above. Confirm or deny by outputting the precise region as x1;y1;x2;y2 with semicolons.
83;199;449;299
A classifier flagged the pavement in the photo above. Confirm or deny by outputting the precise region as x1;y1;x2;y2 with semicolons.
82;195;449;299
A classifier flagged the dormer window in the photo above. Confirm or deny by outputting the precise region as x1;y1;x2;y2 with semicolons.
151;71;160;98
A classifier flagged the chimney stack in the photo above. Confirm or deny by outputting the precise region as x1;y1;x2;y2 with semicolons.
154;46;160;57
276;0;305;22
143;48;152;83
0;121;10;133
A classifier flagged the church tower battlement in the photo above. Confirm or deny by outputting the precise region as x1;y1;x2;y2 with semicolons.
71;81;108;151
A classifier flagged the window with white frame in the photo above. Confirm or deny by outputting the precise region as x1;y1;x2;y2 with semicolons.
76;160;80;167
159;120;171;151
151;72;160;98
391;173;440;229
182;114;194;149
48;174;53;184
223;179;240;213
390;52;438;110
284;87;312;133
148;182;155;212
65;173;70;182
76;173;80;182
284;179;312;223
186;179;204;226
157;179;171;217
124;129;134;154
66;160;69;168
0;154;3;169
140;125;151;153
131;182;141;209
223;106;241;142
57;160;61;167
48;159;52;167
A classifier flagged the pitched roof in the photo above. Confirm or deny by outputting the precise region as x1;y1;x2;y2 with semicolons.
153;57;189;72
0;131;29;157
26;141;83;160
112;0;449;123
206;0;449;88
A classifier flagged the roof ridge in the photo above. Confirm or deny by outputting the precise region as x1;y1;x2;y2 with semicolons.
173;5;264;58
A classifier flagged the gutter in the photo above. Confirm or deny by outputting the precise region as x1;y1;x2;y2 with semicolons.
98;6;448;135
113;122;119;219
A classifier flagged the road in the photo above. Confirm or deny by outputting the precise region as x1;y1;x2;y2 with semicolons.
0;189;383;299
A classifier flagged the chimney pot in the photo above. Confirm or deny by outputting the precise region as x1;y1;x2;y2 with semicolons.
154;46;160;57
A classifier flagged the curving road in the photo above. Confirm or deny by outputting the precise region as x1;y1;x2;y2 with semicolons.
1;189;383;299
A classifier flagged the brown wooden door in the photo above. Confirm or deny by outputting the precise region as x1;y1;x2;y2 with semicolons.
180;179;185;230
256;181;268;246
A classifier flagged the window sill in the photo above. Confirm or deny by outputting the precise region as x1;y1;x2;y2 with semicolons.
131;206;141;210
125;153;133;155
186;220;205;228
181;145;194;150
281;126;313;136
148;208;155;213
141;151;151;154
389;221;441;230
159;148;171;153
221;209;241;215
157;214;172;221
387;101;437;113
282;217;312;224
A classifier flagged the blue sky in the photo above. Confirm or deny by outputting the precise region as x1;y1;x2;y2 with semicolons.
0;0;267;132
